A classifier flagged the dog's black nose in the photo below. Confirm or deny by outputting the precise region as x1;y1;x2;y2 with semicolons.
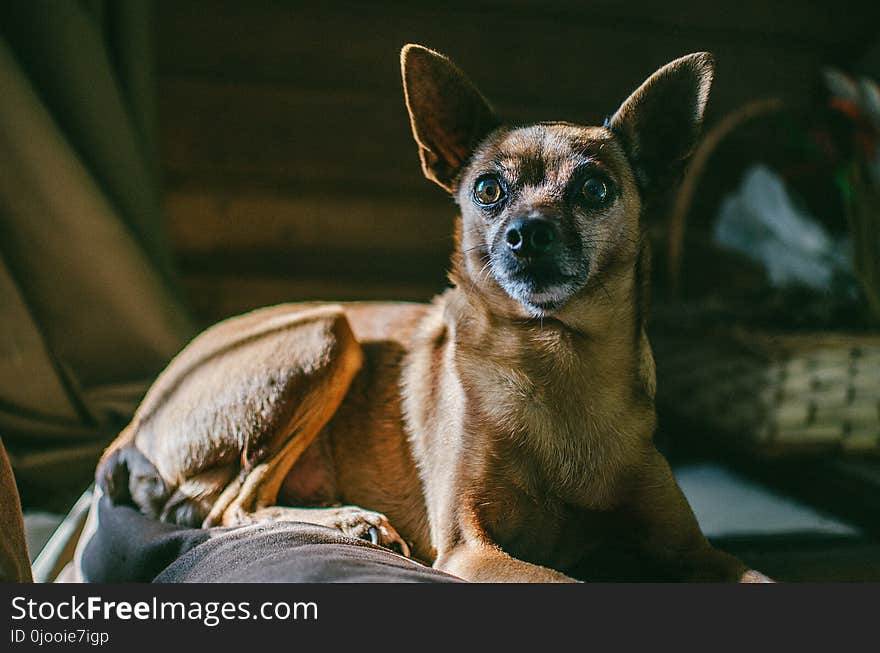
505;218;557;257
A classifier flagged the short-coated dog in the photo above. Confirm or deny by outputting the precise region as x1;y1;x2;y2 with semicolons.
97;45;770;582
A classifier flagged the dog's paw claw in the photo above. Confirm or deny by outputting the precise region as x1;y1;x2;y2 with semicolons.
331;506;411;557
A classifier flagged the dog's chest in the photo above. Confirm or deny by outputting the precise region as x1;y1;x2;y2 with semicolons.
457;326;650;517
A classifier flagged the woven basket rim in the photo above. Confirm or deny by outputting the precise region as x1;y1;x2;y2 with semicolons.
739;329;880;350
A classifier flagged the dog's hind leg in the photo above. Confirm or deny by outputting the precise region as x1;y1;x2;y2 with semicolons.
98;304;363;530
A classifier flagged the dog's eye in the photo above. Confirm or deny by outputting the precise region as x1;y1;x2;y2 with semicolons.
473;175;505;206
581;176;610;205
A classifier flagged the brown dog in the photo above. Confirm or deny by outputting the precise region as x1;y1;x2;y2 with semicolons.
97;45;770;582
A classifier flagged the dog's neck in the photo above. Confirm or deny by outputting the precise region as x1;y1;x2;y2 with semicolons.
448;248;646;397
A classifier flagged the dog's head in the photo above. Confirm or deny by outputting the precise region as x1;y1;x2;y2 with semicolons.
401;45;713;320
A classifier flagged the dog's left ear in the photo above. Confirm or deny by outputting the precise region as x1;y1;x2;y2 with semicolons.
401;44;500;192
608;52;714;192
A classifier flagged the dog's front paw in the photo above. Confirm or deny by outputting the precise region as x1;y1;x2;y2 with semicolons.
329;506;411;557
739;569;774;583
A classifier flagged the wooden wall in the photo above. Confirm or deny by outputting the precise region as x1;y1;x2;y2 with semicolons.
155;0;879;323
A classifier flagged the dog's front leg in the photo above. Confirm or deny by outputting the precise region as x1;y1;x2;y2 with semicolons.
616;447;772;582
434;540;576;583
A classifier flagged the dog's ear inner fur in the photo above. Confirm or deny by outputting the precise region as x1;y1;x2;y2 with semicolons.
608;52;714;193
401;44;500;192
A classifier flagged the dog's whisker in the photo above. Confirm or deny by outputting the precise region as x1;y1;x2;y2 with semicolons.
477;260;494;286
462;245;489;255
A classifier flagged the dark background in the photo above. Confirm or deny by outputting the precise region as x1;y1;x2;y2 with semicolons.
3;1;879;582
156;0;880;323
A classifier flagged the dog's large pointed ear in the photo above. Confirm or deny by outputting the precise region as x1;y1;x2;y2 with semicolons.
401;44;500;192
608;53;714;192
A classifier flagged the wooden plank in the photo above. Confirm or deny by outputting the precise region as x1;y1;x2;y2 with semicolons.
158;80;425;191
166;187;456;255
181;274;445;324
177;244;450;283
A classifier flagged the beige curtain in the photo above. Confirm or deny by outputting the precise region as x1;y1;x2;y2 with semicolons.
0;1;194;508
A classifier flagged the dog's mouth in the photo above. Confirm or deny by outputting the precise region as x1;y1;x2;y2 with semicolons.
493;255;586;314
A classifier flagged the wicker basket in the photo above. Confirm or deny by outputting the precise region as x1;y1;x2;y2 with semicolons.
656;98;880;457
654;323;880;457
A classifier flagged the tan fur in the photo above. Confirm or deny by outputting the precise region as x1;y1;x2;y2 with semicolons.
97;46;770;582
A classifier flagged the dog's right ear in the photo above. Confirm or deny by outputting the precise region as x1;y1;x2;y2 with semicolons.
401;44;500;192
